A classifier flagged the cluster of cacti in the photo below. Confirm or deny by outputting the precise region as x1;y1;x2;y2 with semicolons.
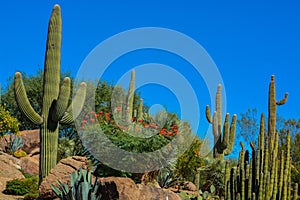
14;4;86;182
51;168;102;200
112;70;150;125
224;75;298;200
206;84;237;159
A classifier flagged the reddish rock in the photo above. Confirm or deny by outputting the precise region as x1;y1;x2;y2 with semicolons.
39;156;90;199
19;129;40;154
139;184;182;200
99;177;181;200
99;177;140;200
182;181;198;191
0;151;22;169
0;152;25;200
39;156;181;199
20;156;39;176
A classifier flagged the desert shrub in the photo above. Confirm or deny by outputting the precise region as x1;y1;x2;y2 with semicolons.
13;149;27;158
175;137;204;182
3;176;38;195
24;192;39;200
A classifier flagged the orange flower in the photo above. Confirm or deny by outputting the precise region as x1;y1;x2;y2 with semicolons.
143;124;149;128
160;128;167;135
82;120;88;125
168;132;173;136
90;118;95;123
105;112;110;117
84;115;89;119
99;111;103;114
137;119;143;123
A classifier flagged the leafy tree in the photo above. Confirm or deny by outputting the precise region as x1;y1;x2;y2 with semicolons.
237;108;260;147
0;105;19;135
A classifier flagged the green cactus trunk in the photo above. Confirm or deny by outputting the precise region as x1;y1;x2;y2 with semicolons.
14;5;86;183
126;70;135;122
225;75;295;200
206;84;237;159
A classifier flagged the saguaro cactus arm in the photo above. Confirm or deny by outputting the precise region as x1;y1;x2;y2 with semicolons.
276;92;288;105
14;72;43;125
224;114;237;155
205;105;213;123
52;77;71;122
60;82;87;125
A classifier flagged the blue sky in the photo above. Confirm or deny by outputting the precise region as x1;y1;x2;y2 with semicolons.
0;1;300;142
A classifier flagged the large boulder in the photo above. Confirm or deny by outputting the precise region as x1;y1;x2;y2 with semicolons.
99;177;181;200
20;156;39;176
0;152;25;200
0;129;40;155
39;156;181;199
39;156;90;199
19;129;40;154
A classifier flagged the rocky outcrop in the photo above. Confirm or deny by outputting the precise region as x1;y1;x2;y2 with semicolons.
0;129;40;155
0;152;25;200
39;156;181;199
99;177;181;200
20;156;39;176
39;156;90;199
19;129;40;155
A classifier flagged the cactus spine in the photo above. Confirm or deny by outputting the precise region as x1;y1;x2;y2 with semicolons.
14;5;86;182
224;75;295;200
206;84;237;159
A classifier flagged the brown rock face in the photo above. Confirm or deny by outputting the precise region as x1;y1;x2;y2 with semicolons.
39;156;181;199
0;152;25;200
39;156;90;199
19;129;40;154
99;177;181;200
20;156;39;176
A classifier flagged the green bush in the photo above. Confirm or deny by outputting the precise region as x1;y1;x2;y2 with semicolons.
3;177;39;196
13;149;27;158
24;192;39;200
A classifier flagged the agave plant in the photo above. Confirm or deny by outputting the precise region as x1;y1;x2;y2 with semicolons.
4;134;24;155
51;168;102;200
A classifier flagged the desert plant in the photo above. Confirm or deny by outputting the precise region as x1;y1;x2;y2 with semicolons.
51;168;102;200
0;105;19;135
206;84;237;159
13;149;27;158
13;4;86;182
3;176;39;196
224;75;297;200
57;137;76;161
3;133;24;155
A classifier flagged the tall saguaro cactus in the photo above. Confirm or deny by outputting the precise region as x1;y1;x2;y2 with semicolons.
125;70;135;122
206;84;237;159
14;5;86;182
268;75;288;148
224;75;297;200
